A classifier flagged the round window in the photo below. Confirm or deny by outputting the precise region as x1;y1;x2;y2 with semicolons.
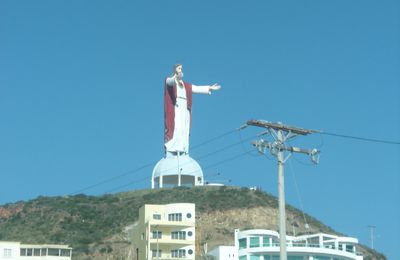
188;231;193;237
188;249;193;255
187;213;192;218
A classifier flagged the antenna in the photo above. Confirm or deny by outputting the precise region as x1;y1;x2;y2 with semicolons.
247;119;321;260
368;225;376;250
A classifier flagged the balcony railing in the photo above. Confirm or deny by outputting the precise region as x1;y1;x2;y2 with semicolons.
149;238;193;245
243;243;358;255
150;256;191;259
148;219;194;227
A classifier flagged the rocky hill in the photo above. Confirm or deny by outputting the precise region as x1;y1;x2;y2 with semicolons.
0;186;385;259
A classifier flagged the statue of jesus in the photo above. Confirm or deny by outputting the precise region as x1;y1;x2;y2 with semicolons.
164;64;221;154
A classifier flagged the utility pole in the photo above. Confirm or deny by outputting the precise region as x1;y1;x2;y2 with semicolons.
368;225;376;250
247;120;320;260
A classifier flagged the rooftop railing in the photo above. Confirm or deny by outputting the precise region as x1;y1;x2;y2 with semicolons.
247;243;357;255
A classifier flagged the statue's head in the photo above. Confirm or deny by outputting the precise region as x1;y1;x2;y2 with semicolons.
173;64;183;79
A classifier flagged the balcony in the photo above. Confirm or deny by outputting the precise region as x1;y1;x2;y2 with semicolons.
150;257;192;260
149;238;193;246
148;220;194;227
240;242;361;259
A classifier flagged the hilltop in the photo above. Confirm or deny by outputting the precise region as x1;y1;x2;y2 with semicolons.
0;187;385;259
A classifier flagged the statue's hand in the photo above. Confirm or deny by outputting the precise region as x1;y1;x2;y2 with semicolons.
210;83;221;91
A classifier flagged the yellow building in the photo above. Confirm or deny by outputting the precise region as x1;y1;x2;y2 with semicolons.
131;203;195;260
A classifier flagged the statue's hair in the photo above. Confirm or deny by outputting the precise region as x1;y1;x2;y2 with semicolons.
172;64;182;75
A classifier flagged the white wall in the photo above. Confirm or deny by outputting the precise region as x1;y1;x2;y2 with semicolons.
0;242;20;259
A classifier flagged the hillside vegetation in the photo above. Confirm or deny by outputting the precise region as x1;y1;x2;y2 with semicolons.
0;186;385;259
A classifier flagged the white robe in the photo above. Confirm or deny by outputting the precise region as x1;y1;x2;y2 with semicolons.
165;78;210;154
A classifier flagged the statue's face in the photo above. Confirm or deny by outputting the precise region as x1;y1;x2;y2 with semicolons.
175;65;183;79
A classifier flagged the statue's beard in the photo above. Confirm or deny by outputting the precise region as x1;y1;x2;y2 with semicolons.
176;72;184;80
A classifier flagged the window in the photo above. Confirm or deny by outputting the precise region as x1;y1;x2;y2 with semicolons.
171;231;186;240
20;249;26;256
346;244;354;252
250;237;260;248
171;249;186;258
187;213;192;218
250;255;260;260
239;238;247;249
188;249;193;255
41;248;47;256
27;248;33;256
313;256;330;260
188;231;193;237
152;249;161;257
60;249;71;257
34;248;41;256
3;248;11;257
288;256;304;260
293;240;306;247
168;213;182;221
239;256;247;260
153;214;161;220
152;231;162;239
263;236;270;247
48;248;60;256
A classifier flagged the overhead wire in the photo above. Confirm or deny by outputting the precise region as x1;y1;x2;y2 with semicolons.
320;131;400;145
199;149;257;171
238;128;265;158
196;133;257;160
105;175;150;194
70;127;247;195
110;148;257;194
191;129;238;150
70;162;154;195
106;136;259;193
287;157;310;230
70;124;399;196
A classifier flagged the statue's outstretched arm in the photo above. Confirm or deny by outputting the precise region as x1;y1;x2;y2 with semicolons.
192;83;221;94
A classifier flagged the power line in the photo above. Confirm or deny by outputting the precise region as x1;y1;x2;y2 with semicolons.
70;127;243;195
320;131;400;145
109;149;256;194
107;145;256;194
191;129;238;150
287;158;309;230
70;125;399;196
199;149;256;171
238;129;263;158
105;175;151;194
70;162;155;195
196;134;256;160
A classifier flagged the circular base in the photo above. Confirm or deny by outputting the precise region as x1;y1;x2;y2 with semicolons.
152;154;204;189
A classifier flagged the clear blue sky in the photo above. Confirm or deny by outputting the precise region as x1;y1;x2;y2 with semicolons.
1;0;399;258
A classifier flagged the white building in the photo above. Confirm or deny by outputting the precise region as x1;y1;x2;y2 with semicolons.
130;203;196;260
235;229;363;260
207;229;363;260
206;245;236;260
0;242;72;260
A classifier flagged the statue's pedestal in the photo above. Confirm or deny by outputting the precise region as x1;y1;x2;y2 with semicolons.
151;153;204;189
